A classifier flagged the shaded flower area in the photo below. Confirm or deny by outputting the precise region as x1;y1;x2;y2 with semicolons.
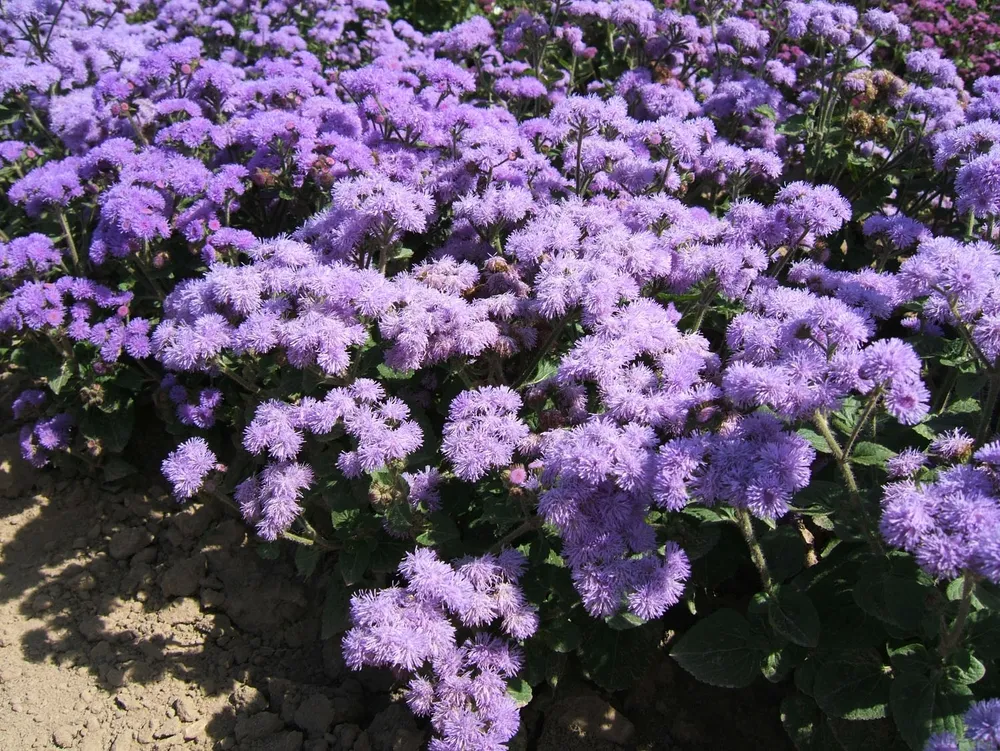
3;0;1000;748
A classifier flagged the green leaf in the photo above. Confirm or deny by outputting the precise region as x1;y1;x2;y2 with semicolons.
792;480;848;511
257;541;281;560
102;457;137;483
782;693;857;751
507;678;532;708
890;670;973;750
798;428;834;454
768;588;821;648
754;104;778;121
81;403;134;454
813;652;891;720
542;619;582;653
670;609;768;688
888;643;932;676
295;545;321;579
763;644;804;684
967;611;1000;659
376;363;415;380
945;398;980;414
522;357;558;387
944;649;985;686
850;442;896;467
604;612;646;631
415;511;460;548
338;540;370;586
522;639;568;689
975;580;1000;611
760;526;808;583
580;620;662;692
46;361;74;395
853;554;935;633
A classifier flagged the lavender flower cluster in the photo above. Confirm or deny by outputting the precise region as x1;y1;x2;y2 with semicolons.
343;548;537;750
4;0;1000;746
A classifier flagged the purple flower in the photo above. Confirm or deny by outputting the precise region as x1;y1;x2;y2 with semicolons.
965;698;1000;748
880;465;1000;582
923;733;959;751
403;467;443;511
931;429;974;459
344;548;536;749
443;387;530;482
886;448;928;478
12;389;46;420
162;438;218;500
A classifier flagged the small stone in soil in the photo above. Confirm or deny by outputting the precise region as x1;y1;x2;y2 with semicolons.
174;697;198;723
105;667;126;687
294;694;334;736
230;683;268;714
108;528;151;560
154;718;182;739
52;726;75;748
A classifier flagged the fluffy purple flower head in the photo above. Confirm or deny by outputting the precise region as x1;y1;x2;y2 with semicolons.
965;698;1000;748
886;448;928;478
442;386;530;482
162;438;218;500
343;548;536;749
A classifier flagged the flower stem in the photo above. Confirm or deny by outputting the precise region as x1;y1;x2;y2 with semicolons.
490;517;541;553
515;313;572;388
56;208;80;272
813;410;883;554
735;509;774;594
939;570;976;660
977;374;1000;445
842;385;883;460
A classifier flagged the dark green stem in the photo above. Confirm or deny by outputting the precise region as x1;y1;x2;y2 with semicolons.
813;411;883;554
56;208;80;272
939;570;976;660
515;313;573;388
490;517;542;553
843;386;884;459
736;509;774;594
977;374;1000;445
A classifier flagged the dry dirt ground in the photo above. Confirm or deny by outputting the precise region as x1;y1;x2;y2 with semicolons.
0;433;422;751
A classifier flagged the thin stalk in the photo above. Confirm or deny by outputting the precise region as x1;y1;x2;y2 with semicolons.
843;385;884;459
490;517;542;553
134;254;165;303
933;362;961;414
965;211;976;241
944;296;993;370
574;126;586;196
736;509;774;594
813;410;884;554
685;280;719;334
56;208;80;271
217;363;262;395
976;373;1000;445
281;530;340;551
514;313;573;388
209;490;339;550
938;570;976;660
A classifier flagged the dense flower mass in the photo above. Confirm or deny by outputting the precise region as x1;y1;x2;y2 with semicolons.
344;549;537;749
3;0;1000;747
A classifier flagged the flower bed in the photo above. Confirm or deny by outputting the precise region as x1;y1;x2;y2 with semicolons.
3;0;1000;748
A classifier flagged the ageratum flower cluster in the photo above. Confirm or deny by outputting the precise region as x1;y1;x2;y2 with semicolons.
3;0;1000;747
